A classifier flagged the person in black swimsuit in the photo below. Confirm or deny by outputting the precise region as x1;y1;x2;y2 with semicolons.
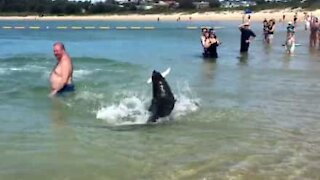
239;22;256;53
263;18;269;42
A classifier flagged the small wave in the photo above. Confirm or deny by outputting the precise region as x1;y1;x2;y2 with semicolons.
74;69;93;76
75;91;104;101
96;82;200;126
8;64;47;72
73;69;103;80
0;68;7;75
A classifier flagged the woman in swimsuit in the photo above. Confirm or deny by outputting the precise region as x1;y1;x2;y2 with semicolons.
285;32;295;55
267;19;275;44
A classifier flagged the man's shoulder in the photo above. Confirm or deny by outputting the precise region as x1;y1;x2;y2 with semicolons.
62;54;72;62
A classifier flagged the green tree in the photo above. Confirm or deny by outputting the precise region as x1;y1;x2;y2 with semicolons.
208;0;220;8
177;0;194;9
65;2;81;14
50;0;68;14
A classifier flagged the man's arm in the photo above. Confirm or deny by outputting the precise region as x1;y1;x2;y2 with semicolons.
246;30;256;43
238;23;246;31
49;57;72;96
251;30;256;38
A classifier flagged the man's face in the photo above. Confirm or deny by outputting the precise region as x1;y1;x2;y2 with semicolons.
53;45;64;60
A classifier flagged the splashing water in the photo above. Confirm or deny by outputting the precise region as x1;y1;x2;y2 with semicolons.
96;82;200;126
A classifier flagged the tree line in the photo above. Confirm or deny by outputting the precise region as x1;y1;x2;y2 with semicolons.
0;0;110;14
0;0;222;15
0;0;318;15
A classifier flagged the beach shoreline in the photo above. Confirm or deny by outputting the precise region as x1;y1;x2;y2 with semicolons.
0;9;319;22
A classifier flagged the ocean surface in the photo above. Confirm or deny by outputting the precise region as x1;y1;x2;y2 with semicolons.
0;20;320;180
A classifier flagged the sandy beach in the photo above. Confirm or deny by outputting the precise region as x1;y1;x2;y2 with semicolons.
0;9;320;22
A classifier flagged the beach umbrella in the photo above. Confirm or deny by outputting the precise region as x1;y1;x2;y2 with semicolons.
244;9;253;14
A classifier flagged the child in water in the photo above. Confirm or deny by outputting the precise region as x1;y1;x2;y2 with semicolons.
285;32;295;55
286;21;295;34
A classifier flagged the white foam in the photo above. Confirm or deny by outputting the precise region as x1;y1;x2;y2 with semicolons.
96;95;149;125
75;91;104;101
0;68;7;75
9;65;46;72
73;69;93;79
172;94;200;118
10;67;26;71
96;82;200;126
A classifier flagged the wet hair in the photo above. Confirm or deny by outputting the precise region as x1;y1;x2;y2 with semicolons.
53;42;65;50
201;28;208;32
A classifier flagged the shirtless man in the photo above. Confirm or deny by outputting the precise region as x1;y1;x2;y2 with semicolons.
49;42;74;96
310;17;319;47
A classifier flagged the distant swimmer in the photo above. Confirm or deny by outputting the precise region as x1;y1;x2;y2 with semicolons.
49;42;74;97
239;22;256;53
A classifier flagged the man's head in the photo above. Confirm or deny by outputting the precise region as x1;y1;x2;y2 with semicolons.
53;42;65;60
201;28;208;35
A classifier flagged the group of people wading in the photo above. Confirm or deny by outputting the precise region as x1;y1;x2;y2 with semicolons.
200;12;320;58
200;22;256;58
201;28;221;58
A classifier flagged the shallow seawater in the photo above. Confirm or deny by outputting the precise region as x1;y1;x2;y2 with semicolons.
0;20;320;180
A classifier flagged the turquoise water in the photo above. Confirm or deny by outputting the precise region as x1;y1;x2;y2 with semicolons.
1;20;320;179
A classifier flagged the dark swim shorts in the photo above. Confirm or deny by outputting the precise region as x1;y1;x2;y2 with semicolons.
57;84;75;95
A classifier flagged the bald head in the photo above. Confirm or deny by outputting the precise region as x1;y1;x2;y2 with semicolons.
53;42;66;60
53;42;65;50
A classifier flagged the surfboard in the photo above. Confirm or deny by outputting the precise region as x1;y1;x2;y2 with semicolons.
147;67;171;84
282;43;301;46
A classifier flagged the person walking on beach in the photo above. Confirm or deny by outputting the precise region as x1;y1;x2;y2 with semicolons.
239;22;256;53
49;42;74;97
293;13;298;25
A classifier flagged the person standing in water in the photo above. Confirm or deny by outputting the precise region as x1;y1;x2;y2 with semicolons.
266;19;276;44
309;16;319;47
203;29;220;58
263;18;269;42
200;27;208;50
239;22;256;53
285;31;295;55
49;42;74;97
